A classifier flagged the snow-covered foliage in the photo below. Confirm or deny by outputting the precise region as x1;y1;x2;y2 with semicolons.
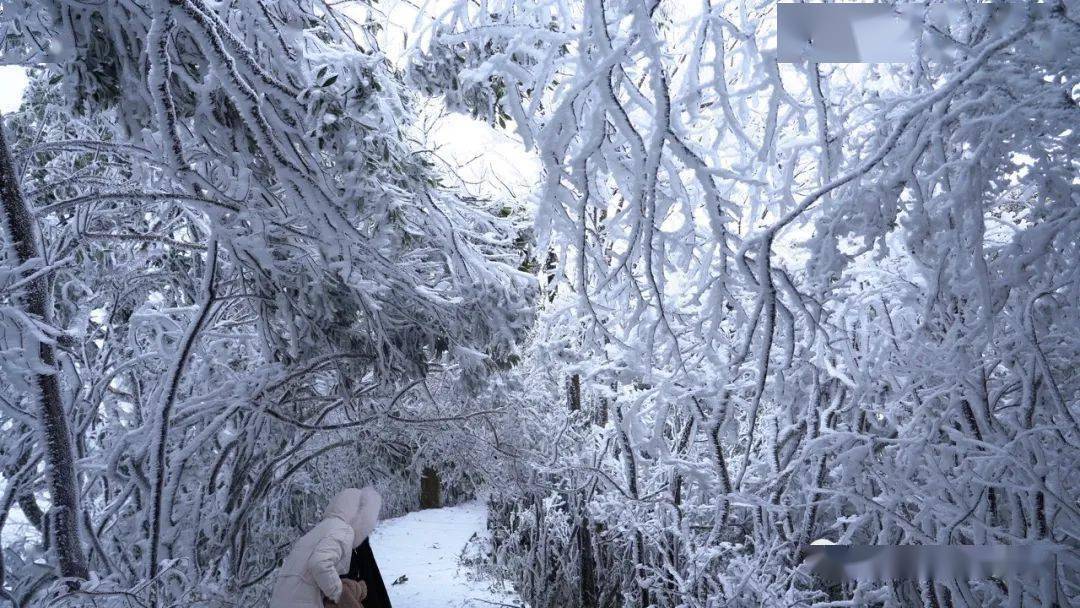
0;0;533;605
412;1;1079;606
1;0;1078;607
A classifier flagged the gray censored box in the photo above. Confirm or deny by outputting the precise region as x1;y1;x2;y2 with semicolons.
778;3;916;63
777;3;1041;63
803;544;1062;584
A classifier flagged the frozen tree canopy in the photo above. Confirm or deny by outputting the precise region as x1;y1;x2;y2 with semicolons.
0;0;1077;606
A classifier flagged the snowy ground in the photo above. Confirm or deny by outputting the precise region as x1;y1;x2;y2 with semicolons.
370;501;523;608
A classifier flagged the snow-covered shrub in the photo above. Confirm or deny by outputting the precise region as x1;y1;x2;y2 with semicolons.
424;1;1079;606
0;0;535;604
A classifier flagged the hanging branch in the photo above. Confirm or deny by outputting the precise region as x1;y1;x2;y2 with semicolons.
146;236;218;581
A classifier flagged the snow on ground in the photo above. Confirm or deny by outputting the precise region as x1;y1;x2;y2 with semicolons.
370;500;523;608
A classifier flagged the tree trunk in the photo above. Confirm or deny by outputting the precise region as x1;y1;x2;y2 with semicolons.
567;373;581;411
0;114;89;580
577;511;598;607
419;467;441;509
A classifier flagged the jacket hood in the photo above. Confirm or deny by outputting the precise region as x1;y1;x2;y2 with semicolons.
350;487;382;548
322;487;382;548
323;488;363;523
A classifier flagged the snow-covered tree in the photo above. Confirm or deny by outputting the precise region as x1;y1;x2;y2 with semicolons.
414;1;1079;605
1;0;1077;606
0;0;533;604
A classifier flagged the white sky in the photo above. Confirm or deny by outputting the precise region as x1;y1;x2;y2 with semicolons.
356;0;539;201
0;65;28;113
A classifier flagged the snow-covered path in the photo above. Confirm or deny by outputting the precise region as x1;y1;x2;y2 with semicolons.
369;501;522;608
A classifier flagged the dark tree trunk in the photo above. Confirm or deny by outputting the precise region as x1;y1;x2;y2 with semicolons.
577;512;598;607
419;467;441;509
0;114;89;580
567;373;581;411
17;494;44;532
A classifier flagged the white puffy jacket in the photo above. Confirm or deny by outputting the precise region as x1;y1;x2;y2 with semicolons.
269;487;382;608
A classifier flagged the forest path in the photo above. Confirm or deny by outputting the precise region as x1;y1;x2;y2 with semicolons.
370;500;523;608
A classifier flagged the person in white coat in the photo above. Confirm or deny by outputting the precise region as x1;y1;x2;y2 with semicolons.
269;486;382;608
